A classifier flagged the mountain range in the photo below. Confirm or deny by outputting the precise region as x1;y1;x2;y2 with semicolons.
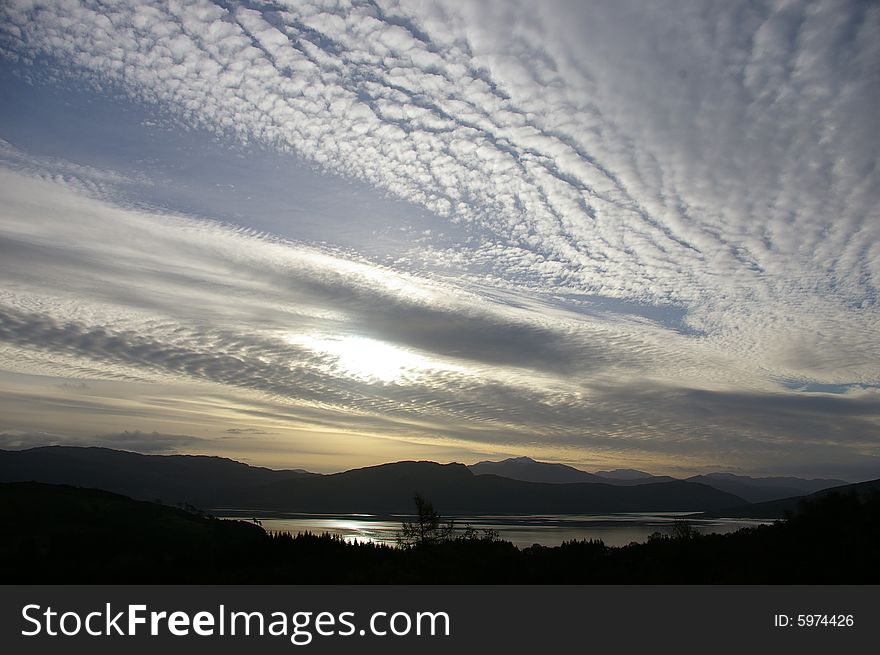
1;446;742;513
700;476;880;518
684;472;847;504
0;446;855;515
468;456;844;501
469;456;678;485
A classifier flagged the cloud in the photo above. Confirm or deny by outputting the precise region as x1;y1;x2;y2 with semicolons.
224;428;271;435
0;0;876;387
0;1;877;475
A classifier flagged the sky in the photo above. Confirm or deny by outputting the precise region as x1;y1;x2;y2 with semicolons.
0;0;878;480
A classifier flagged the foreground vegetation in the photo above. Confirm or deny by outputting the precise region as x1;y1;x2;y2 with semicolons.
1;482;877;583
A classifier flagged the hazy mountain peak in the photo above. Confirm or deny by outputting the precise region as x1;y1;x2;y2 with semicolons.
474;456;537;466
594;469;655;480
469;457;603;484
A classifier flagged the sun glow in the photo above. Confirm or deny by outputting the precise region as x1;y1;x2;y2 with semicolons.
288;334;444;382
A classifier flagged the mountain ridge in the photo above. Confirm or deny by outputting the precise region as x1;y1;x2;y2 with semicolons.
699;477;880;518
0;446;744;514
468;456;849;499
686;472;847;503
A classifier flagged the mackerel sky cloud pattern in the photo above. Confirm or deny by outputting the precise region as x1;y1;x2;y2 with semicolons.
0;0;877;477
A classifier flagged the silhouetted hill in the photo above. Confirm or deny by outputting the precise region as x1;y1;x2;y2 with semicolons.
701;477;880;518
250;461;743;513
687;472;847;503
0;446;315;507
469;456;606;483
0;481;266;583
0;447;744;513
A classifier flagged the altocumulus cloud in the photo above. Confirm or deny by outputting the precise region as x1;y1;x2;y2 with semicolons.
0;0;878;477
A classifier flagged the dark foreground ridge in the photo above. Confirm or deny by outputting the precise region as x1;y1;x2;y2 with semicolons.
2;481;878;583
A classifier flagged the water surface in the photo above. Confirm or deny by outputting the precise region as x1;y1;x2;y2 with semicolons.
215;511;773;548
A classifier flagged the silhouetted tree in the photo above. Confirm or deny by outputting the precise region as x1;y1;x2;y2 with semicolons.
396;493;453;547
458;524;500;542
671;518;699;540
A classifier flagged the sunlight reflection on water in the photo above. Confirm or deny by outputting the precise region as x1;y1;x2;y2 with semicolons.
215;512;773;548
